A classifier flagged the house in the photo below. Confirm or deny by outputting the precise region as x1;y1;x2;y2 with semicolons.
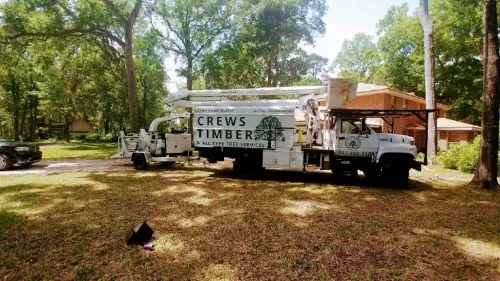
297;83;480;152
68;119;95;135
436;118;480;151
37;115;95;137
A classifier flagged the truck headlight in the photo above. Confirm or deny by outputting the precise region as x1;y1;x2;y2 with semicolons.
15;146;30;152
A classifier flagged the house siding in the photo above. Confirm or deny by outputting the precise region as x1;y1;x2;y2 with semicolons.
301;85;477;152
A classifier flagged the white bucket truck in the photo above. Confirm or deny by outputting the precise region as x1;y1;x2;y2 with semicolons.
118;78;432;185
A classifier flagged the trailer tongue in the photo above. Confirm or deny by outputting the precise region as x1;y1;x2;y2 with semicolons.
117;78;433;186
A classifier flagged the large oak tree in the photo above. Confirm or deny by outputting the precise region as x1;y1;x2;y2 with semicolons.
472;0;499;190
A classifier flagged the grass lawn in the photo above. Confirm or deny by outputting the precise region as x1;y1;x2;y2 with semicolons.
0;166;499;280
40;143;120;160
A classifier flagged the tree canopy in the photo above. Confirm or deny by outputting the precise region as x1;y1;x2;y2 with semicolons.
0;0;330;140
332;1;494;124
0;0;496;140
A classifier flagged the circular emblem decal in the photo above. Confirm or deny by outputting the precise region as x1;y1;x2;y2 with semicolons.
345;136;361;150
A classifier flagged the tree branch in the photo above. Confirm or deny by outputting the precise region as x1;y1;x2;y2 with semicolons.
101;0;127;25
162;14;187;49
128;0;143;26
6;28;93;40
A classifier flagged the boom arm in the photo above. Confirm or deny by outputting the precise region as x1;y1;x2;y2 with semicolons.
166;86;328;108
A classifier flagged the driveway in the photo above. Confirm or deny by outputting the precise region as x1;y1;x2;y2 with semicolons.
0;158;216;175
0;159;135;175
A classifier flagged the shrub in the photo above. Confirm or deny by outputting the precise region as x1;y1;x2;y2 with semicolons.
438;144;462;170
456;137;480;173
416;152;425;162
84;133;102;142
81;133;116;143
74;134;87;141
438;136;480;173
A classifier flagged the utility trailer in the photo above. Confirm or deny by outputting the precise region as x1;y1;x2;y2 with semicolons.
117;78;432;186
112;112;195;169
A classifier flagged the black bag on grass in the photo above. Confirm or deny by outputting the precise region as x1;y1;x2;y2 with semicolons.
126;222;154;245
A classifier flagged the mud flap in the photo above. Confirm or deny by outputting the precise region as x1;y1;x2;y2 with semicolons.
411;160;421;171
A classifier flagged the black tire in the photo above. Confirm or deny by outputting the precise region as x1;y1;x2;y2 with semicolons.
362;167;379;180
331;162;357;178
233;154;263;176
0;154;13;171
381;166;409;188
350;166;358;178
133;155;148;170
394;167;410;187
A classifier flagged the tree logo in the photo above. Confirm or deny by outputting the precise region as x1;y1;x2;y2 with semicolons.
255;116;285;149
345;136;361;150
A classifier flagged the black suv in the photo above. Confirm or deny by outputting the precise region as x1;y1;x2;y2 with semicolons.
0;138;42;171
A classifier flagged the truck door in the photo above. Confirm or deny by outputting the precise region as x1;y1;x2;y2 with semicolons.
335;118;379;159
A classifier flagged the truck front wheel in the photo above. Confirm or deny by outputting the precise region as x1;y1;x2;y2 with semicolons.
381;165;409;187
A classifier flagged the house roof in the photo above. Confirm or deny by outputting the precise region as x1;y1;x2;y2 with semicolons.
437;117;481;131
357;83;389;93
355;83;450;110
315;83;450;110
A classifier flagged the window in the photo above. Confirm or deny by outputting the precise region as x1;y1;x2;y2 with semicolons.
341;119;363;134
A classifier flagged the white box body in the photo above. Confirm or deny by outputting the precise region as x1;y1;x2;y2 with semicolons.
263;150;303;170
165;134;191;154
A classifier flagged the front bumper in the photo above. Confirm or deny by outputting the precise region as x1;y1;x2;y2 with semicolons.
15;151;42;165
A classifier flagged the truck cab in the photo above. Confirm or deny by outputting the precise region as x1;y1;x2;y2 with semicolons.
321;110;421;185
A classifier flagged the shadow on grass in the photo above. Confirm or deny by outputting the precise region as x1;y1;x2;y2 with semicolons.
0;170;498;280
144;163;435;192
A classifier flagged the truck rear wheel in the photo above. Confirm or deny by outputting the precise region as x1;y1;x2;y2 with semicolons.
362;166;379;180
331;161;357;178
233;152;263;175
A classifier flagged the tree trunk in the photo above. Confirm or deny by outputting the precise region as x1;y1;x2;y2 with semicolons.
267;59;274;87
104;115;110;135
29;95;38;141
48;118;52;138
10;74;20;141
186;57;194;134
64;114;70;142
472;0;499;190
102;0;142;132
419;0;437;165
186;57;193;90
125;24;140;132
141;77;148;128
